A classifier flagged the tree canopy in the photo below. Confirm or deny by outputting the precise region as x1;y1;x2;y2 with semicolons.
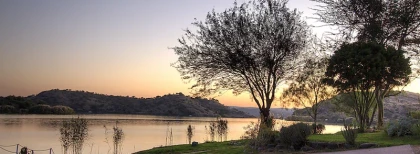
312;0;420;50
172;0;309;123
324;42;411;131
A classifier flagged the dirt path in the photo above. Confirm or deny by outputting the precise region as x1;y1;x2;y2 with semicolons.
411;145;420;154
317;145;414;154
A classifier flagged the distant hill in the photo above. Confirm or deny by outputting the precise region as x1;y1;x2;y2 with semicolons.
230;106;294;119
24;89;252;118
292;91;420;123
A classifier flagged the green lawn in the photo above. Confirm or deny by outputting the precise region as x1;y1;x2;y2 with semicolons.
308;131;420;147
135;132;420;154
134;141;248;154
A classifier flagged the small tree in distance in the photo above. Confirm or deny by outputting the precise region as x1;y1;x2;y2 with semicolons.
172;0;309;126
282;37;336;134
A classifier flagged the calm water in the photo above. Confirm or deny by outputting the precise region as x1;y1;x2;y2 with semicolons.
0;114;343;154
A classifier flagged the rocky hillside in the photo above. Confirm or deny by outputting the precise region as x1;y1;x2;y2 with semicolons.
27;89;252;118
292;91;420;123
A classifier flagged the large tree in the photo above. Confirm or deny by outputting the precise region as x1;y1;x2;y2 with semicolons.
312;0;420;128
172;0;309;125
325;42;411;132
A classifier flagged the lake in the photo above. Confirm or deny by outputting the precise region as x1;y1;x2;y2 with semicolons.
0;114;343;154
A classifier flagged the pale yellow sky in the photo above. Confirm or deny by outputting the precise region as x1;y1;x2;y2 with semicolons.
0;0;418;107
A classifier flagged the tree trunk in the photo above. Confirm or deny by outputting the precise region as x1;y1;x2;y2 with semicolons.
313;113;317;134
376;93;384;129
260;107;271;128
377;102;384;128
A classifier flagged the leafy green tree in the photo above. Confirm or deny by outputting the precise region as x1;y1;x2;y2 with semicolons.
312;0;420;50
325;42;411;132
313;0;420;128
172;0;309;125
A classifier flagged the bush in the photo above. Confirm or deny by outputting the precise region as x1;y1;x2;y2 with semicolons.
411;123;420;136
242;118;278;149
279;123;311;150
341;124;357;146
312;123;326;134
385;117;417;137
0;105;16;113
59;117;89;154
410;111;420;119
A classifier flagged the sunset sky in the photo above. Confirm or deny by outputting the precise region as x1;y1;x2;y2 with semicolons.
0;0;419;107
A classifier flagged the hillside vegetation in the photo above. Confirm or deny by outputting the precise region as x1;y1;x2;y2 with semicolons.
292;91;420;123
15;89;252;117
0;96;74;114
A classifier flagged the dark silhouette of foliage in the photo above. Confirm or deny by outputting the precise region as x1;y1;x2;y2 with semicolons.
60;117;89;154
342;123;358;146
312;0;420;50
2;89;251;117
324;42;411;132
113;122;124;154
172;0;309;125
312;0;420;128
279;123;312;150
187;124;194;144
0;95;74;114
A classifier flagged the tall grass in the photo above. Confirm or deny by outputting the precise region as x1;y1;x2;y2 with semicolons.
113;121;124;154
59;116;89;154
205;118;229;142
342;123;358;146
187;124;194;144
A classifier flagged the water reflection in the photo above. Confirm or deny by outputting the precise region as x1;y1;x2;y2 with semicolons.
0;114;342;154
1;118;23;127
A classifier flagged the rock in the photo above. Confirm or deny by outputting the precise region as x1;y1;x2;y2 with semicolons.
308;141;329;149
344;143;354;149
359;143;377;149
267;144;277;148
327;143;340;149
301;145;315;151
192;141;198;147
275;144;286;149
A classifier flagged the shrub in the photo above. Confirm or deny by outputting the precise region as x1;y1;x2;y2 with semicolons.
113;122;124;154
216;118;228;142
29;104;52;114
312;123;326;134
410;111;420;119
241;121;259;140
205;118;228;142
242;118;279;150
52;106;75;114
411;123;420;136
341;124;357;146
59;117;89;154
279;123;311;150
0;105;16;113
385;117;417;137
187;124;194;144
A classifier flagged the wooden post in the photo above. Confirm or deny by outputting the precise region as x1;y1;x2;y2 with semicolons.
31;150;34;154
50;148;52;154
16;144;18;154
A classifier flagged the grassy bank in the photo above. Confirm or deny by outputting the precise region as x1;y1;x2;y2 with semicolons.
135;132;420;154
309;131;420;147
134;141;247;154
